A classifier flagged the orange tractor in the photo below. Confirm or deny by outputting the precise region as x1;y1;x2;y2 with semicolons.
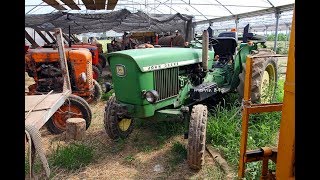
69;44;103;79
74;41;107;69
25;47;102;108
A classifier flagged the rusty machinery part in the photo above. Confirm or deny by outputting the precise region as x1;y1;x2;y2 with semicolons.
104;95;134;140
86;79;102;103
158;34;185;47
92;65;101;80
98;54;107;68
187;104;208;170
25;125;50;178
46;94;92;134
237;49;278;103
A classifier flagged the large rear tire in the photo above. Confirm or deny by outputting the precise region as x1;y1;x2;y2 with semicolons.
104;95;134;140
237;49;278;103
187;104;208;170
46;94;92;134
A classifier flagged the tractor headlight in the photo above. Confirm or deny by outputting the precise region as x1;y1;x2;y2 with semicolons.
80;72;87;82
144;90;159;103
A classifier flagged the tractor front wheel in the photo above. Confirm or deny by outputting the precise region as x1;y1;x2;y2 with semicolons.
92;65;101;80
46;94;92;134
92;79;102;102
187;104;208;170
237;49;278;103
86;79;102;104
104;95;134;140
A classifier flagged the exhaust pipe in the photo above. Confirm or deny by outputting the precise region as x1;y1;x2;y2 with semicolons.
202;30;209;71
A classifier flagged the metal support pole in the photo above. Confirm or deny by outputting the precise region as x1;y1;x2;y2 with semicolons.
235;16;239;32
274;10;280;53
68;25;71;47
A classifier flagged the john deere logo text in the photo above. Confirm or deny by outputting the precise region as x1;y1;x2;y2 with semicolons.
143;62;179;71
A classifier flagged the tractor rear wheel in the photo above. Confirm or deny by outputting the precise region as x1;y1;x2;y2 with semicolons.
237;49;278;103
46;94;92;134
104;95;134;140
98;54;107;68
187;104;208;170
92;65;101;80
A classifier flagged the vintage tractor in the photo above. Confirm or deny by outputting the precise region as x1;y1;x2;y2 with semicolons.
70;44;103;80
103;26;278;170
25;47;102;104
74;41;108;69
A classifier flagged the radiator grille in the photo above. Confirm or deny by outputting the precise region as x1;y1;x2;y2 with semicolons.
87;61;93;86
154;67;179;101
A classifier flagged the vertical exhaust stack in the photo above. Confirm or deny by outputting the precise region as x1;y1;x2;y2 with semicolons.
202;30;209;71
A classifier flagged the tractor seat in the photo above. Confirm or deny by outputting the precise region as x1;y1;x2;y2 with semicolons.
213;37;237;56
212;37;237;68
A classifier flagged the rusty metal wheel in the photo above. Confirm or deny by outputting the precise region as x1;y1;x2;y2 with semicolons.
46;94;92;134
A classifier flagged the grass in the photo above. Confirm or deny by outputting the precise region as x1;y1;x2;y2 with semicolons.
206;79;285;179
101;88;114;101
169;142;187;166
50;142;94;170
25;155;43;175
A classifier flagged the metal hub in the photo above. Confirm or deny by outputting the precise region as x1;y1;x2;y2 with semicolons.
260;64;276;103
118;118;132;131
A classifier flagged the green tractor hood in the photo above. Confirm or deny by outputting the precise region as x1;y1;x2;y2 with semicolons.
107;47;215;72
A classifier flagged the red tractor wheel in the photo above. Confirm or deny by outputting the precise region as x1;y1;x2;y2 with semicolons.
46;94;92;134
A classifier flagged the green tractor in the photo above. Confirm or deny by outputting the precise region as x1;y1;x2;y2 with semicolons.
103;25;278;170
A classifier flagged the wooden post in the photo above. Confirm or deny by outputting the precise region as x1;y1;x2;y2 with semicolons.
66;118;86;141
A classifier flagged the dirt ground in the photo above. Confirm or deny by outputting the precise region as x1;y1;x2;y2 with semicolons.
25;56;288;179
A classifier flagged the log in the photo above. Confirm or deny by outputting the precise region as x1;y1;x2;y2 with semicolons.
66;118;86;141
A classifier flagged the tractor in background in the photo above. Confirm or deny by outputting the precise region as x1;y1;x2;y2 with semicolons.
103;25;278;170
25;47;102;134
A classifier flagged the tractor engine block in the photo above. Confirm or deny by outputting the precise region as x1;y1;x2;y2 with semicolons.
36;63;64;92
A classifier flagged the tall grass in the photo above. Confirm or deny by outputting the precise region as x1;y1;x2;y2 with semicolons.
206;79;284;179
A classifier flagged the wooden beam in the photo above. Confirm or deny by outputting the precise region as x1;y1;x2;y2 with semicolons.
82;0;96;10
45;30;56;43
25;30;39;48
95;0;106;10
42;0;67;10
34;29;51;45
60;0;81;10
107;0;118;10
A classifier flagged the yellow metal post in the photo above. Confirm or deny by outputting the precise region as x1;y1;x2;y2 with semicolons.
238;56;253;178
276;7;295;179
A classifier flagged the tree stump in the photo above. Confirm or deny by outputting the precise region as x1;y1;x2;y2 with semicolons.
66;118;86;141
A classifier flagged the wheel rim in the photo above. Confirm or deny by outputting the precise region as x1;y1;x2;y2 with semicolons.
118;118;132;131
51;104;83;131
260;63;276;103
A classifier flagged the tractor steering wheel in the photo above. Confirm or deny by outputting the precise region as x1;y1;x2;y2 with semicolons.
209;37;219;46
